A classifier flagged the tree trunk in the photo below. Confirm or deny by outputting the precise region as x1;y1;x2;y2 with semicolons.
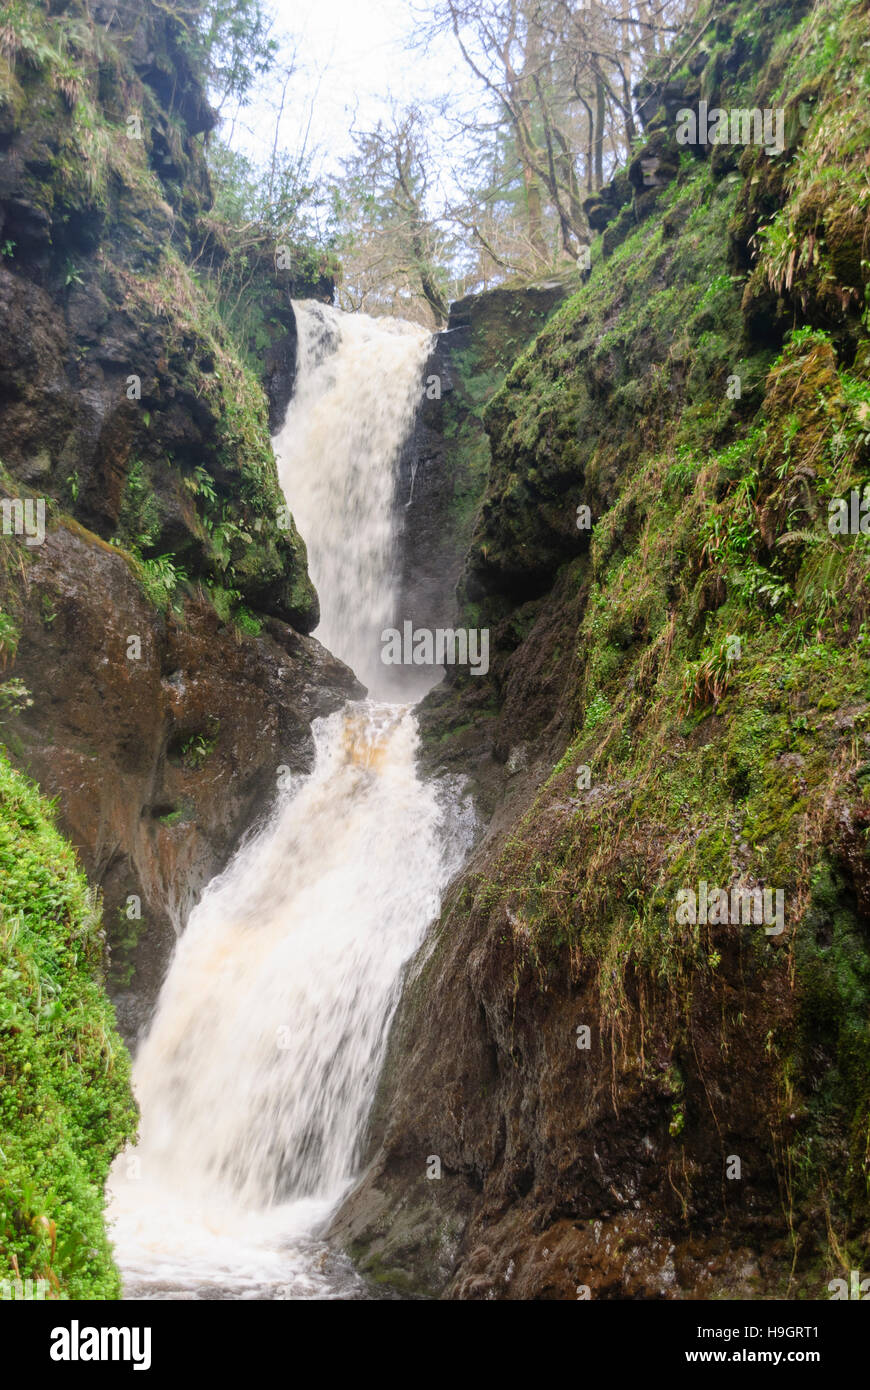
593;74;606;191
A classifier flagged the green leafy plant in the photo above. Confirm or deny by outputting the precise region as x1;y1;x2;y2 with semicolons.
172;723;219;771
137;554;188;611
182;465;218;508
683;635;741;712
583;691;611;730
0;676;32;718
115;458;160;554
0;607;19;669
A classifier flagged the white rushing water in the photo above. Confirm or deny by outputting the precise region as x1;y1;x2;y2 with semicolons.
108;304;474;1300
273;300;433;697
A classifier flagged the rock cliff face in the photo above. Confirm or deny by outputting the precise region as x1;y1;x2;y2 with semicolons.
0;0;358;1036
332;0;870;1299
395;283;567;654
1;520;359;1037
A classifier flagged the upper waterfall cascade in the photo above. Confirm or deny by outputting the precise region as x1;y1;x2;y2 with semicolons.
273;300;433;697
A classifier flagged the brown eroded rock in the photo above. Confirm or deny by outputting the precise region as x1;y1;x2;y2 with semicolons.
1;519;362;1038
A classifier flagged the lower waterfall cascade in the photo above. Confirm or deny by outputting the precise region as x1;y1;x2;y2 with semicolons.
107;304;475;1300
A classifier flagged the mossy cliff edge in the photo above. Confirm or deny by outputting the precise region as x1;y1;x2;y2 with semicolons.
332;0;870;1298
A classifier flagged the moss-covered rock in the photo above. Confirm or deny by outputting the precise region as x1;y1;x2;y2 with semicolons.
0;0;325;632
0;748;137;1298
396;281;569;640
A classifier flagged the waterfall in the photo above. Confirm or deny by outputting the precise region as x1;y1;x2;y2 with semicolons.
107;306;474;1300
273;301;433;697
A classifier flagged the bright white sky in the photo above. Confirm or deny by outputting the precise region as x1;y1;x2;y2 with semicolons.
225;0;468;184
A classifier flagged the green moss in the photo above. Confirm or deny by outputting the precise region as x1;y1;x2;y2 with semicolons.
0;3;319;633
0;750;136;1298
414;0;870;1280
123;251;318;628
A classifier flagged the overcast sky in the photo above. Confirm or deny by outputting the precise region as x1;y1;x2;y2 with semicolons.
225;0;467;183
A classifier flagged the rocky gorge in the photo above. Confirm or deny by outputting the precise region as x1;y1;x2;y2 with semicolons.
0;0;869;1307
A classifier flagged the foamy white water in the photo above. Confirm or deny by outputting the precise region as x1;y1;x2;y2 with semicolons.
273;301;432;696
108;306;473;1300
109;703;473;1298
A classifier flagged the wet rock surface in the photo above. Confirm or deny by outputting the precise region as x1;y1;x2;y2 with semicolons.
1;521;361;1039
395;283;568;641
